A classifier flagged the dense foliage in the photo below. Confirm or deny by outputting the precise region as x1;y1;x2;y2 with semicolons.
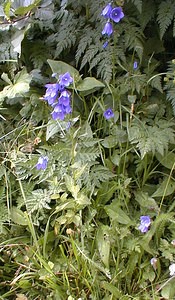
1;0;175;299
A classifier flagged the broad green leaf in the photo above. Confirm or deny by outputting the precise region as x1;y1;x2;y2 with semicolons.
76;77;105;92
3;0;11;19
11;29;25;55
152;177;175;197
101;135;118;148
161;279;175;299
76;192;90;205
10;207;27;225
0;68;31;101
101;282;122;298
111;152;120;166
105;201;132;224
13;0;41;15
96;226;110;268
156;152;175;169
46;120;60;141
64;174;80;198
47;59;80;82
135;191;158;210
1;72;12;84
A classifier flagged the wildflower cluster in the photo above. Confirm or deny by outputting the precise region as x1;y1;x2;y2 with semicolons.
43;72;73;120
101;3;124;47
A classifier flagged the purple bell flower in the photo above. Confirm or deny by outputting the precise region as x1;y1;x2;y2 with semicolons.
44;83;60;105
102;22;113;36
58;90;71;106
101;3;113;18
36;156;49;170
59;72;73;87
110;7;124;23
138;216;151;233
103;108;114;119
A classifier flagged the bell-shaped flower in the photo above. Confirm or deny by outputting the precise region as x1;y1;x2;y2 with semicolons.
102;22;113;36
44;83;60;105
59;72;73;87
36;156;49;170
58;90;71;106
110;7;124;23
101;3;113;18
138;216;151;233
103;108;114;119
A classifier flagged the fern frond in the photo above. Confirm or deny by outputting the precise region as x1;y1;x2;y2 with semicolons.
128;119;175;159
164;60;175;114
157;0;175;39
139;0;156;30
123;21;144;60
97;50;113;83
80;44;100;70
75;26;95;65
25;189;51;214
125;0;142;13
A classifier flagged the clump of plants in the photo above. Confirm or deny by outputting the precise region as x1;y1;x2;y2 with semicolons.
1;0;175;299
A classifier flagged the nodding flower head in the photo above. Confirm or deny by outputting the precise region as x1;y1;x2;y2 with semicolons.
102;22;113;36
138;216;151;233
59;72;73;87
36;156;49;170
44;83;60;105
101;3;113;18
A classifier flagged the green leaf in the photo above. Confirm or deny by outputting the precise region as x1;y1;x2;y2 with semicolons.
1;72;12;84
64;175;80;198
105;201;132;225
47;59;80;82
46;120;60;141
156;152;175;169
101;282;122;298
101;136;118;148
76;77;105;93
3;0;11;19
96;226;110;268
11;30;25;55
135;191;158;210
13;0;41;15
0;68;31;101
152;177;175;197
10;207;27;225
161;278;175;299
